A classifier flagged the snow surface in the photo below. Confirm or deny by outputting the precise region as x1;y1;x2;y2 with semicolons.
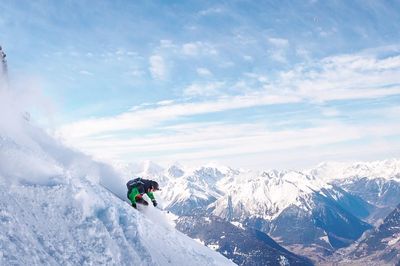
387;234;400;246
0;88;234;266
230;221;244;229
207;244;220;251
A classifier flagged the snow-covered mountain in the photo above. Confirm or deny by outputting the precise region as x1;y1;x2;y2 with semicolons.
308;159;400;182
122;158;400;262
211;170;326;221
0;91;234;265
161;166;227;216
113;163;316;263
331;176;400;225
196;169;372;253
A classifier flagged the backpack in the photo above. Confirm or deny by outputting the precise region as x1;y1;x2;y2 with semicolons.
126;178;145;199
126;177;144;191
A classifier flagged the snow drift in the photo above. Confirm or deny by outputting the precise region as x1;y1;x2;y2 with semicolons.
0;87;233;265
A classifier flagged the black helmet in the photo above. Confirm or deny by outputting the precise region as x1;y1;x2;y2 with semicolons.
151;181;160;191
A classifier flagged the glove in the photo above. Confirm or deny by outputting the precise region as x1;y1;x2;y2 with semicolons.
137;198;149;206
132;203;137;209
152;200;157;207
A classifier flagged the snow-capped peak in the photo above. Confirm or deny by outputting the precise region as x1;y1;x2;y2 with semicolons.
140;160;165;176
307;159;400;182
211;169;327;220
167;163;185;178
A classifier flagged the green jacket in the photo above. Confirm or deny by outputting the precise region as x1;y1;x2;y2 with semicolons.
128;187;155;205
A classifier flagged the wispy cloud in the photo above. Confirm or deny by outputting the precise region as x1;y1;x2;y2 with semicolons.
79;70;93;76
198;7;225;17
149;54;167;80
59;116;400;169
196;67;212;77
181;42;218;57
184;82;225;96
57;90;301;139
182;43;200;56
268;37;289;48
56;48;400;168
286;53;400;102
60;50;400;131
267;37;290;63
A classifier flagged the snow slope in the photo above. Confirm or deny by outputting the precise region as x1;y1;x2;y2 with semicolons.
0;178;233;265
0;89;234;266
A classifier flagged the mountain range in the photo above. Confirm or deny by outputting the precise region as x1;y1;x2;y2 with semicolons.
122;159;400;264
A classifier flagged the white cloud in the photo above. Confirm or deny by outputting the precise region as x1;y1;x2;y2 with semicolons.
182;43;199;56
183;82;225;96
198;7;225;16
321;107;340;117
296;48;310;59
243;55;253;61
149;55;166;80
274;52;400;103
131;68;144;77
269;51;287;63
160;39;175;48
196;67;212;77
268;37;289;48
57;49;400;169
57;90;301;139
79;70;93;76
219;61;235;68
267;37;290;63
157;100;175;106
58;51;400;141
182;42;218;57
57;117;400;170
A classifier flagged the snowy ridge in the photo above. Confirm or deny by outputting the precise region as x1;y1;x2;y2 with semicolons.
213;170;331;220
0;92;234;265
307;159;400;182
160;166;226;216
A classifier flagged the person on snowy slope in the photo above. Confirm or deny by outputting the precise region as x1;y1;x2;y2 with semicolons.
126;177;160;209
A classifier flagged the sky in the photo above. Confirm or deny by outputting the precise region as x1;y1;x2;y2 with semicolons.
1;0;400;170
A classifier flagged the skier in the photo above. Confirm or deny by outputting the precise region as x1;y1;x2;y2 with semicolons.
126;177;160;209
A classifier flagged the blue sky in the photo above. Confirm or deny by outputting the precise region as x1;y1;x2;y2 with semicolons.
1;0;400;169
